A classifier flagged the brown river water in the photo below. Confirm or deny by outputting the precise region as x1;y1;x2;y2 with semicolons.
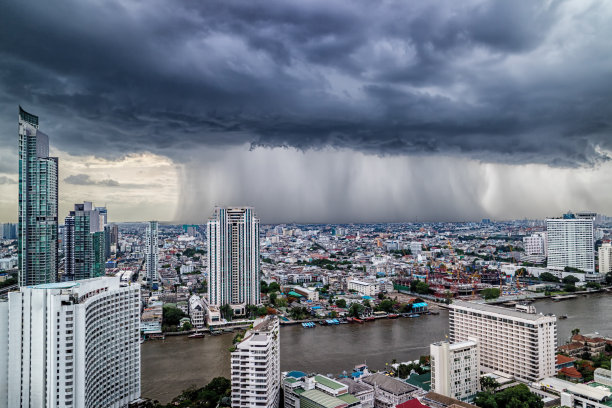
141;294;612;403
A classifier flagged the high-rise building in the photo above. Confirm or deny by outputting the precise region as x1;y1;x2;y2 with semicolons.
523;232;547;256
18;106;59;286
599;243;612;275
63;202;106;281
1;223;17;240
0;276;141;408
430;340;479;402
231;316;280;408
145;221;159;285
546;212;596;274
207;207;260;314
449;300;556;382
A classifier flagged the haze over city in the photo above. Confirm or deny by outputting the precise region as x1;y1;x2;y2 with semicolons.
1;0;612;223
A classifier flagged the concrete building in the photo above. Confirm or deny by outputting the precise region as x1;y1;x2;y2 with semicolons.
537;377;612;408
63;202;106;281
338;378;375;408
594;360;612;387
523;232;547;256
449;300;557;382
0;276;141;408
361;373;418;408
18;106;59;286
599;243;612;275
347;279;380;297
231;316;280;408
208;207;260;315
189;295;206;328
546;212;595;274
430;340;479;402
145;221;159;285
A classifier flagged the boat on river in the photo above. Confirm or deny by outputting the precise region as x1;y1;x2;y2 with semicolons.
188;333;205;338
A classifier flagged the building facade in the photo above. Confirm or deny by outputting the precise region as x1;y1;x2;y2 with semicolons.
599;243;612;275
546;212;595;274
430;340;479;402
449;300;557;382
347;279;380;297
231;316;280;408
18;106;59;286
63;202;106;281
208;207;260;313
145;221;159;285
0;276;141;408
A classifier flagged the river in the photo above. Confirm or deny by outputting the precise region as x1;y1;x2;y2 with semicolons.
141;293;612;403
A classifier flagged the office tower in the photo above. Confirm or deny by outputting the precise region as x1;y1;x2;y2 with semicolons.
231;316;280;408
95;206;107;225
145;221;159;285
430;340;479;402
599;243;612;275
63;202;105;281
95;206;111;259
208;207;260;313
449;300;556;382
546;212;595;274
109;223;119;255
1;223;17;240
18;106;59;286
0;276;141;408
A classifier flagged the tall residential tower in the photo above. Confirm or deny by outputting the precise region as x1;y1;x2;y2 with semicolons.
546;212;596;275
145;221;159;285
63;202;106;281
208;207;260;315
18;106;58;286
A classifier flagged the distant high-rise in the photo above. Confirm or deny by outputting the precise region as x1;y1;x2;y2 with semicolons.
546;212;595;274
18;106;58;286
145;221;159;285
1;223;17;240
63;202;106;281
599;243;612;275
207;207;260;314
0;276;141;408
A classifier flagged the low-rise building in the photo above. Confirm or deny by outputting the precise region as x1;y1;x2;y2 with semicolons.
189;295;206;328
348;279;380;297
361;373;419;408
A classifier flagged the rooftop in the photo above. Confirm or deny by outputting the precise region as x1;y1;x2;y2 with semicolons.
315;374;347;391
451;300;556;322
362;373;417;395
300;389;348;408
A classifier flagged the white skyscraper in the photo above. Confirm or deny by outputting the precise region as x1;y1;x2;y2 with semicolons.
145;221;159;285
231;316;280;408
0;276;141;408
599;243;612;275
207;207;260;314
449;300;557;382
430;340;479;402
546;212;595;274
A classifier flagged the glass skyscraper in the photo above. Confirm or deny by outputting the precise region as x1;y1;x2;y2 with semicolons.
18;106;58;286
63;202;106;281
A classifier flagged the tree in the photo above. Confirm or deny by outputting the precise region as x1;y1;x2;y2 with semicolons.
377;299;395;313
480;376;500;392
562;275;580;285
289;307;308;321
397;364;411;379
564;284;577;292
348;303;364;317
220;304;233;321
181;321;193;331
335;299;347;308
163;305;185;327
539;272;559;282
414;281;430;295
268;282;281;293
260;280;269;294
475;384;543;408
481;288;501;300
269;292;278;306
363;299;371;308
275;297;288;308
605;272;612;285
571;328;580;336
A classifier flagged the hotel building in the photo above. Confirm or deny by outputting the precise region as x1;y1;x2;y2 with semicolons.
449;300;557;382
0;276;141;408
430;340;479;402
546;212;595;275
231;316;280;408
208;207;260;314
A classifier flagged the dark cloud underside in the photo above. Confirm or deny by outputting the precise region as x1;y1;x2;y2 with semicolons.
0;0;611;167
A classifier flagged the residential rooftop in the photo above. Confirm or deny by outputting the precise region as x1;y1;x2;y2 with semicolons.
451;300;556;322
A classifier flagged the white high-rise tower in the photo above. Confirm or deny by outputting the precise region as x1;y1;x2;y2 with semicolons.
546;212;595;275
207;207;260;315
145;221;159;285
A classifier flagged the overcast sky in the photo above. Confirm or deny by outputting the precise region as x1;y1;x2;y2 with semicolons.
1;0;611;223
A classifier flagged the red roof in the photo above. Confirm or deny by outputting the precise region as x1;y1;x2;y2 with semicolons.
556;354;577;365
559;367;582;379
397;399;430;408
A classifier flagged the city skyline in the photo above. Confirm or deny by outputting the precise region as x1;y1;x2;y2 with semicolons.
1;1;612;224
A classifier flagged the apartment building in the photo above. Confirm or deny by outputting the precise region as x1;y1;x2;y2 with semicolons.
284;372;365;408
347;279;380;297
599;243;612;274
430;340;479;402
231;316;280;408
546;212;595;274
145;221;159;285
0;276;141;408
449;300;557;382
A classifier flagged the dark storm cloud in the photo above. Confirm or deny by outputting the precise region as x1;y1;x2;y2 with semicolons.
0;0;611;166
64;174;120;187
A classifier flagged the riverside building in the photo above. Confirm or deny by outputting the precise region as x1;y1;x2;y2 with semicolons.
145;221;159;285
449;300;557;382
546;212;596;275
599;243;612;275
430;340;479;402
18;106;59;286
231;316;280;408
0;276;141;408
207;207;260;314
